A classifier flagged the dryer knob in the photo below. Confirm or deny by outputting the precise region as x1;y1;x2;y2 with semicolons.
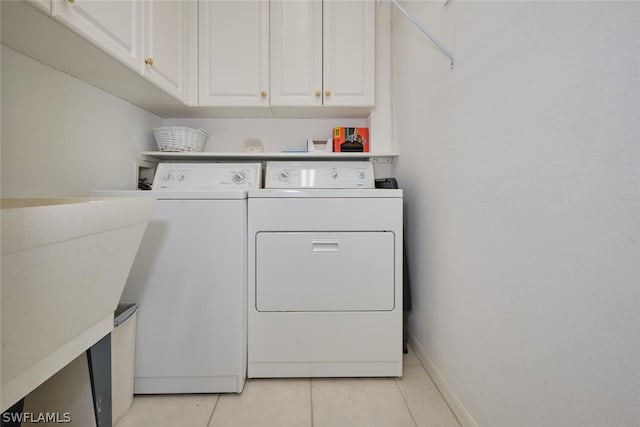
232;172;247;184
332;171;339;179
278;170;290;181
164;172;174;181
359;172;366;179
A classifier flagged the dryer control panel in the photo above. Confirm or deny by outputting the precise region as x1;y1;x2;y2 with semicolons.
153;163;262;190
265;161;374;189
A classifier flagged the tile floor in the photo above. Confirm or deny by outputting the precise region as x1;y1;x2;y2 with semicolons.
115;345;460;427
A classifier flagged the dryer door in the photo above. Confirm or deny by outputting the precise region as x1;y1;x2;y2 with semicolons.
255;231;395;312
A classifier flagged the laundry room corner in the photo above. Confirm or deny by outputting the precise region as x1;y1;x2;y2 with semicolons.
2;0;638;425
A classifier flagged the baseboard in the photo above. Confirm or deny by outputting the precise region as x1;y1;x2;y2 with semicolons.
407;332;479;427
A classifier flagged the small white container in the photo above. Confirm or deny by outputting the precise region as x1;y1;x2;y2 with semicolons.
307;138;333;153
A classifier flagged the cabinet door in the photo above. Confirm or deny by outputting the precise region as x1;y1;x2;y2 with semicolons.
323;0;375;107
142;0;193;102
198;0;269;107
270;0;322;107
52;0;141;72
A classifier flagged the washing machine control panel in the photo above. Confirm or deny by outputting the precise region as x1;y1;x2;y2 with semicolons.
265;161;374;189
152;163;262;190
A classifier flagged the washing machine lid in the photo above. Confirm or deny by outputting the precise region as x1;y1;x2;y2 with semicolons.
265;161;374;189
248;189;402;198
91;190;248;200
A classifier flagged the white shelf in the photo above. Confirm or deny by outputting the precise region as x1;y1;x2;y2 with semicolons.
139;151;398;162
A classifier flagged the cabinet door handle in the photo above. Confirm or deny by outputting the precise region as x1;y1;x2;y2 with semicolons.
144;57;154;66
325;90;331;97
261;91;267;98
315;90;321;97
67;0;75;3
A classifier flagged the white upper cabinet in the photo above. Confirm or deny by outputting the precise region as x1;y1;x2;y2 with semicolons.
142;0;196;104
323;0;375;106
52;0;141;73
199;0;269;107
270;0;323;107
36;0;373;111
271;0;375;108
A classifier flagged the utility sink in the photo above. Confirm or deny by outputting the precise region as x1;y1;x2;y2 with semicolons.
0;197;155;412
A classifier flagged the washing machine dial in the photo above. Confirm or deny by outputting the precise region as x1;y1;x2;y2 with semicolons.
163;172;174;181
358;172;366;179
331;170;339;179
177;173;187;182
278;170;291;182
232;171;247;184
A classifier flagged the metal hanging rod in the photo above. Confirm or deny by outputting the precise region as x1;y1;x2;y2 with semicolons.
386;0;455;69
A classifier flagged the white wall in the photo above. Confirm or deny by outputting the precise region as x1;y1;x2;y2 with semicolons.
1;46;162;197
392;2;639;427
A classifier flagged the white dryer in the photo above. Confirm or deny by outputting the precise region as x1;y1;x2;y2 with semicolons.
93;162;261;393
248;161;403;378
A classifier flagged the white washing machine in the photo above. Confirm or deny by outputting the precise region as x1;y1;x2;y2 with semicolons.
248;161;403;378
93;162;261;393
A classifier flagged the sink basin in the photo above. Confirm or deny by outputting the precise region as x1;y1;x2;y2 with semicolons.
1;197;155;411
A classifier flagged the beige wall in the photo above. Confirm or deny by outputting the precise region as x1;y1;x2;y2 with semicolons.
392;2;640;426
1;46;161;197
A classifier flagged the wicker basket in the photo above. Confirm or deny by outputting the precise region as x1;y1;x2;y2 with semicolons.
153;127;209;152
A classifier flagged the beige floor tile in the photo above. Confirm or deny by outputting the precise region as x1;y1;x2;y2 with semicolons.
115;394;218;427
404;345;422;366
208;379;311;427
311;378;416;427
397;365;461;427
